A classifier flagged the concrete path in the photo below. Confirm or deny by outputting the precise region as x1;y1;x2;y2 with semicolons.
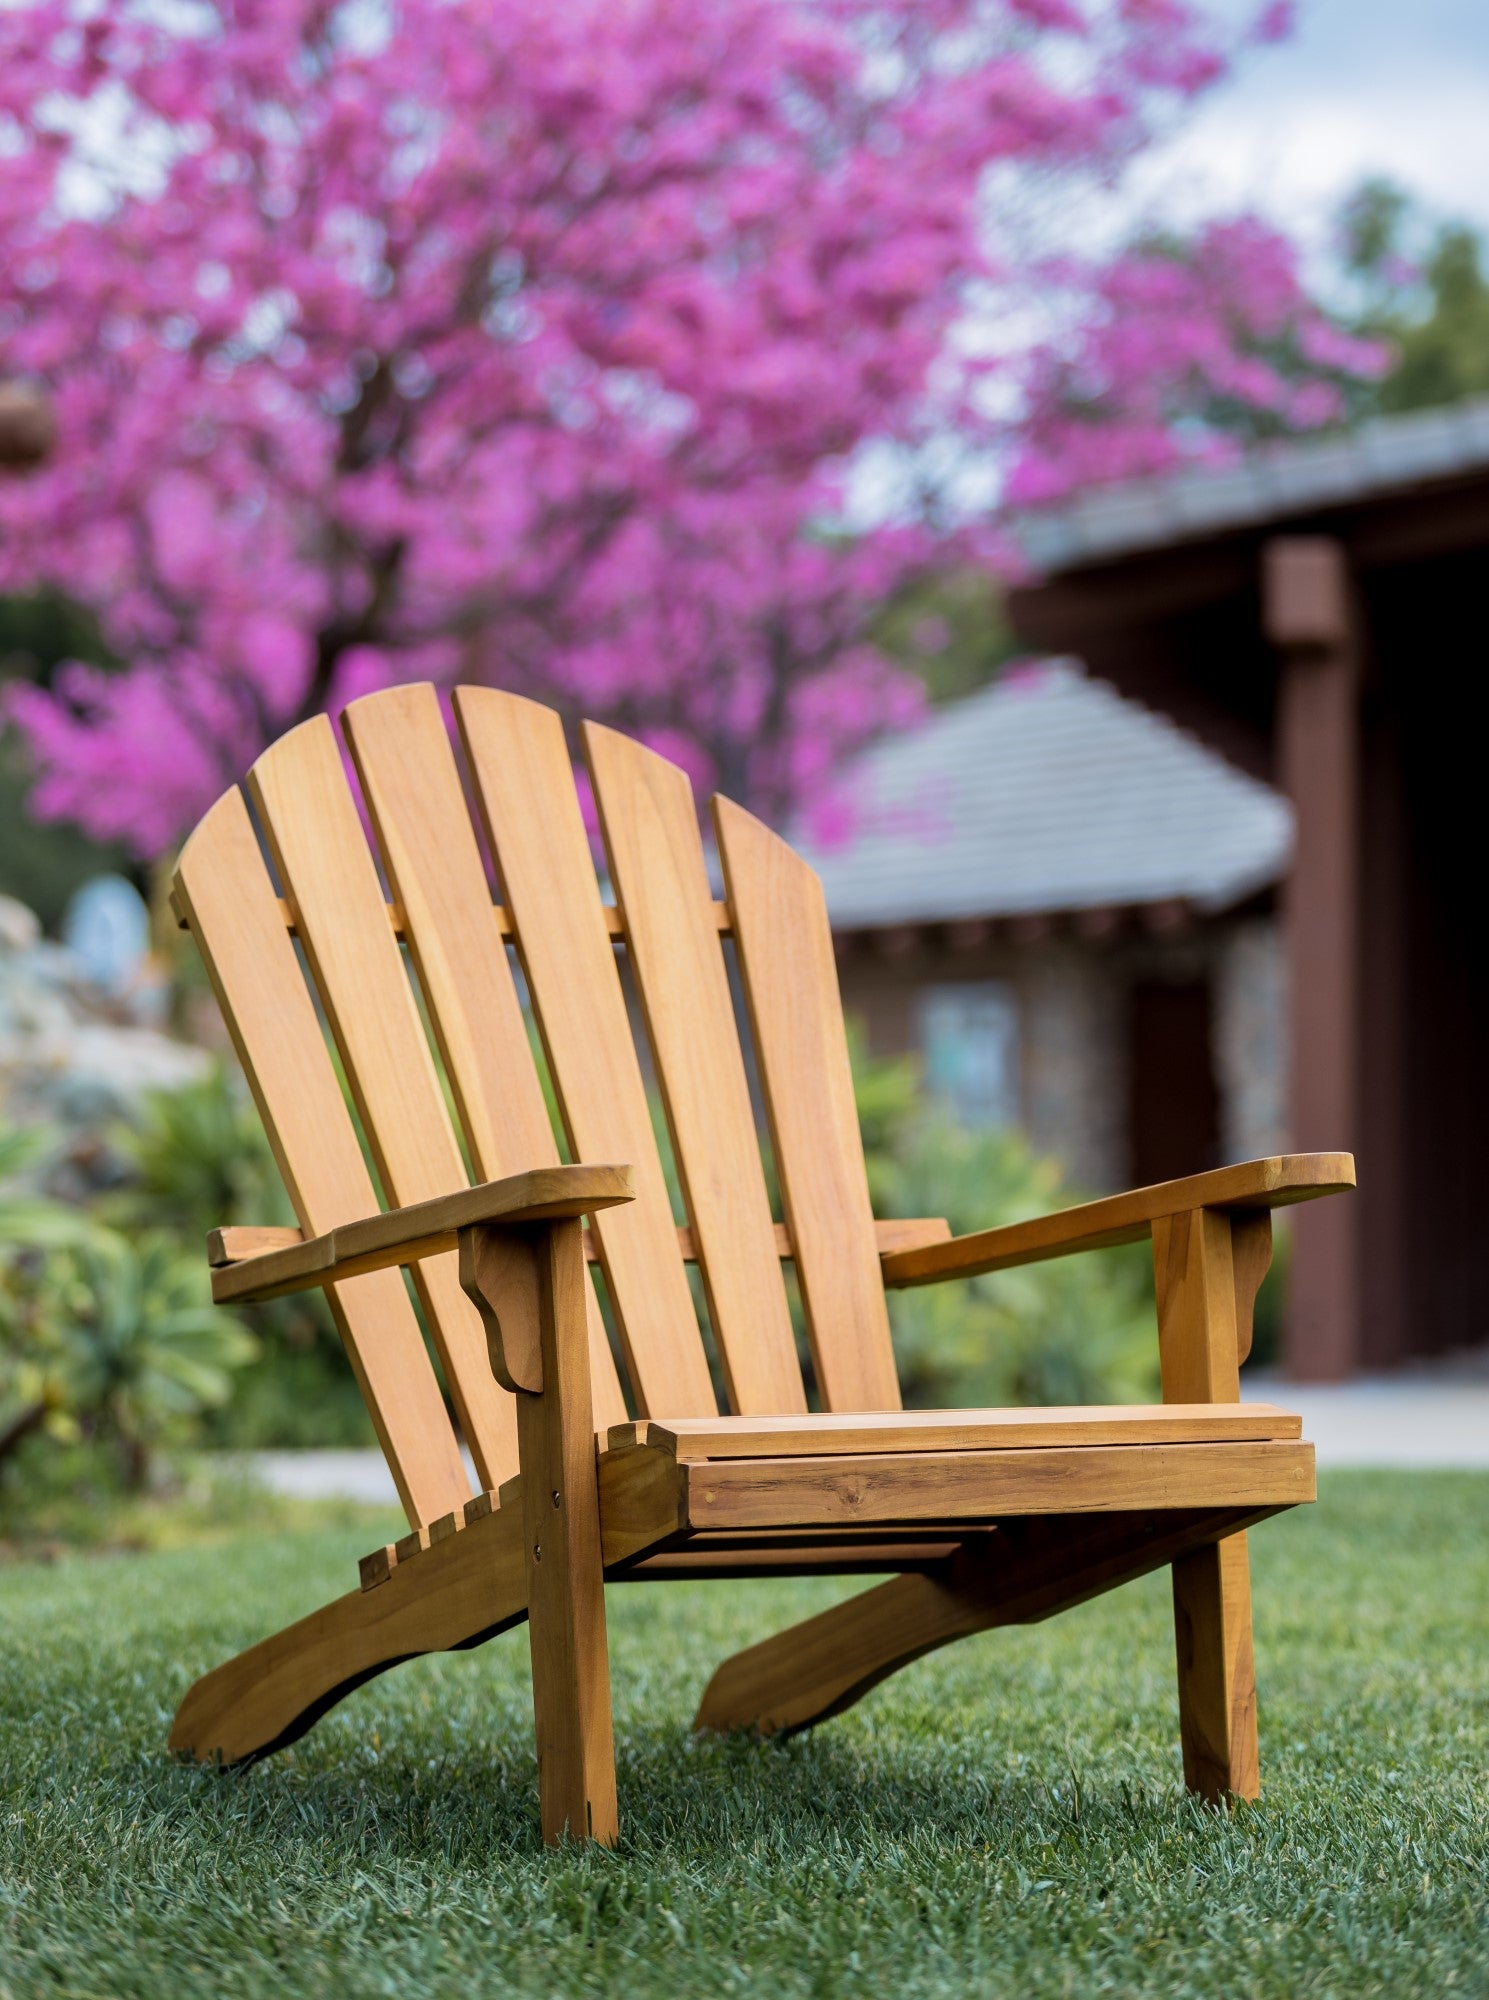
238;1370;1489;1503
1244;1367;1489;1470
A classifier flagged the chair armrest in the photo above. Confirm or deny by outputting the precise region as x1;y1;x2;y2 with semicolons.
209;1165;635;1305
208;1225;304;1267
879;1153;1355;1290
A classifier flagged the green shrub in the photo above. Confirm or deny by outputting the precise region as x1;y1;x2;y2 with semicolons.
106;1060;287;1248
1;1122;98;1468
852;1037;1159;1408
108;1065;370;1448
37;1228;257;1486
3;1117;259;1491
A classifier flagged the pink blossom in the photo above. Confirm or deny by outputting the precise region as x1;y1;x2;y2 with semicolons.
0;0;1370;853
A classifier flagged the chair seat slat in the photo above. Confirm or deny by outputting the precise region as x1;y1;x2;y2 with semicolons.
610;1403;1302;1458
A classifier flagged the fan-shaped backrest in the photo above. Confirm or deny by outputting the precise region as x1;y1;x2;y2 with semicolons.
174;685;899;1527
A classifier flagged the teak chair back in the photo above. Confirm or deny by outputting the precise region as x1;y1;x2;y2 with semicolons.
168;685;1351;1845
177;685;909;1502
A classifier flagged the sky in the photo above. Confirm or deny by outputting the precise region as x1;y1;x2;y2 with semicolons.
1136;0;1489;257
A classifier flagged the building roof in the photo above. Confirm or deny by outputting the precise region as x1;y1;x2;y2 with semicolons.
793;662;1292;930
1013;399;1489;574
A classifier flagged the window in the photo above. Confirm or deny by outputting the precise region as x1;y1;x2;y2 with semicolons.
919;981;1021;1128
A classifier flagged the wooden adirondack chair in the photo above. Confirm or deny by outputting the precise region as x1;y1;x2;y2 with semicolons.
167;683;1352;1845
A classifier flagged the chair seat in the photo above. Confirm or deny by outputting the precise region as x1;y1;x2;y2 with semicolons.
608;1401;1302;1461
595;1403;1316;1543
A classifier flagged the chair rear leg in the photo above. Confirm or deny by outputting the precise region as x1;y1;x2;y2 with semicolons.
1171;1530;1259;1802
1150;1207;1265;1803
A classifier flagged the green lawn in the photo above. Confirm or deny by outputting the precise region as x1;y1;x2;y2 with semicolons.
1;1472;1486;2000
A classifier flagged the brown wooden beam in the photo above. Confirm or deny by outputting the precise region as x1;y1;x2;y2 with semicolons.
692;1504;1285;1739
1264;536;1362;1380
0;379;55;469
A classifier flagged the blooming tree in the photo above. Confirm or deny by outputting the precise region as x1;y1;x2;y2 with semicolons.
0;0;1375;855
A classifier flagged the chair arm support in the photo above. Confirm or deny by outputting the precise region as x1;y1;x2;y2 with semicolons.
209;1165;634;1305
879;1153;1355;1290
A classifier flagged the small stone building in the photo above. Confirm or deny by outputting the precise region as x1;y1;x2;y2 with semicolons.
794;660;1292;1194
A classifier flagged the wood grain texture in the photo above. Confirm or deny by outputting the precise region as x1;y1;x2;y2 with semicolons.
174;890;732;944
212;1213;950;1272
248;715;513;1490
503;1221;618;1846
585;723;803;1415
359;1545;397;1590
881;1154;1356;1289
597;1217;949;1267
693;1506;1280;1737
596;1441;687;1561
620;1541;963;1578
207;1224;303;1267
610;1403;1301;1460
212;1165;634;1304
1152;1205;1260;1800
343;683;626;1432
874;1217;952;1256
173;1442;684;1768
683;1440;1313;1530
1172;1534;1259;1801
460;1225;546;1394
173;785;467;1529
1153;1207;1243;1404
169;1496;532;1766
1231;1212;1274;1367
455;687;717;1418
174;692;1317;1824
712;795;899;1411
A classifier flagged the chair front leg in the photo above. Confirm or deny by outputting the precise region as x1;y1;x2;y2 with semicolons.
462;1218;619;1846
1152;1205;1269;1803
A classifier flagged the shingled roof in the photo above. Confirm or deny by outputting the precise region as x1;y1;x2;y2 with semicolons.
794;662;1292;931
1012;398;1489;573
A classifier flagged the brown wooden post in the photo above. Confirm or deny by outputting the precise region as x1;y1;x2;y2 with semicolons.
0;379;55;469
1263;537;1361;1380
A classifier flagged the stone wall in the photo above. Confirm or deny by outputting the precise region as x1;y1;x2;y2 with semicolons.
836;908;1286;1193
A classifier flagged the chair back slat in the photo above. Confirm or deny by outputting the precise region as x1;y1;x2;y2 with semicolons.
342;685;627;1434
584;724;804;1414
454;688;718;1418
173;787;469;1526
712;797;901;1411
247;716;516;1489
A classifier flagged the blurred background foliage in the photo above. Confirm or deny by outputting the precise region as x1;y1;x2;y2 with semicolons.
854;1036;1159;1408
26;119;1455;1524
1340;179;1489;416
0;590;135;929
3;1027;1166;1540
